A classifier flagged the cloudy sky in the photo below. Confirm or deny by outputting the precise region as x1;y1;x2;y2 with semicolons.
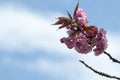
0;0;120;80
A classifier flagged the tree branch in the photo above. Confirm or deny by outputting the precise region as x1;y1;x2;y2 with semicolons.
79;60;120;80
104;51;120;64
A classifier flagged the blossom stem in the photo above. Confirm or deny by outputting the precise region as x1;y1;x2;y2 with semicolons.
104;51;120;64
79;60;120;80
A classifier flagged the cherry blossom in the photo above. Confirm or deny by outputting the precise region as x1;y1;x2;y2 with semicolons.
53;2;108;55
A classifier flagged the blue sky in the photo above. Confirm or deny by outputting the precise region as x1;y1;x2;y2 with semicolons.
0;0;120;80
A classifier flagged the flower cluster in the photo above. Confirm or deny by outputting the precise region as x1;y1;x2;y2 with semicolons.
53;3;107;56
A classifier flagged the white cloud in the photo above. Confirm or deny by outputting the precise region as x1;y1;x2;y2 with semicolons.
0;4;69;54
0;4;120;80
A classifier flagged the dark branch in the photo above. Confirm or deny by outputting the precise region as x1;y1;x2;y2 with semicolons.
104;51;120;64
79;60;120;80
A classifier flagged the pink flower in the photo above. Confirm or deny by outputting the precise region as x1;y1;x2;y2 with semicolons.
92;28;108;55
74;38;92;54
60;37;74;49
86;26;98;38
93;39;107;56
60;28;107;55
74;8;88;23
97;28;106;40
78;24;84;31
67;29;74;37
94;43;107;55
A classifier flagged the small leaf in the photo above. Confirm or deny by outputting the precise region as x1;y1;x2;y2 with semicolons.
66;10;72;19
53;20;63;25
73;1;79;17
58;20;72;29
58;17;71;21
53;17;71;25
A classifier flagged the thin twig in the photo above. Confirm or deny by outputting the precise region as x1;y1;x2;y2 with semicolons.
79;60;120;80
104;51;120;64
